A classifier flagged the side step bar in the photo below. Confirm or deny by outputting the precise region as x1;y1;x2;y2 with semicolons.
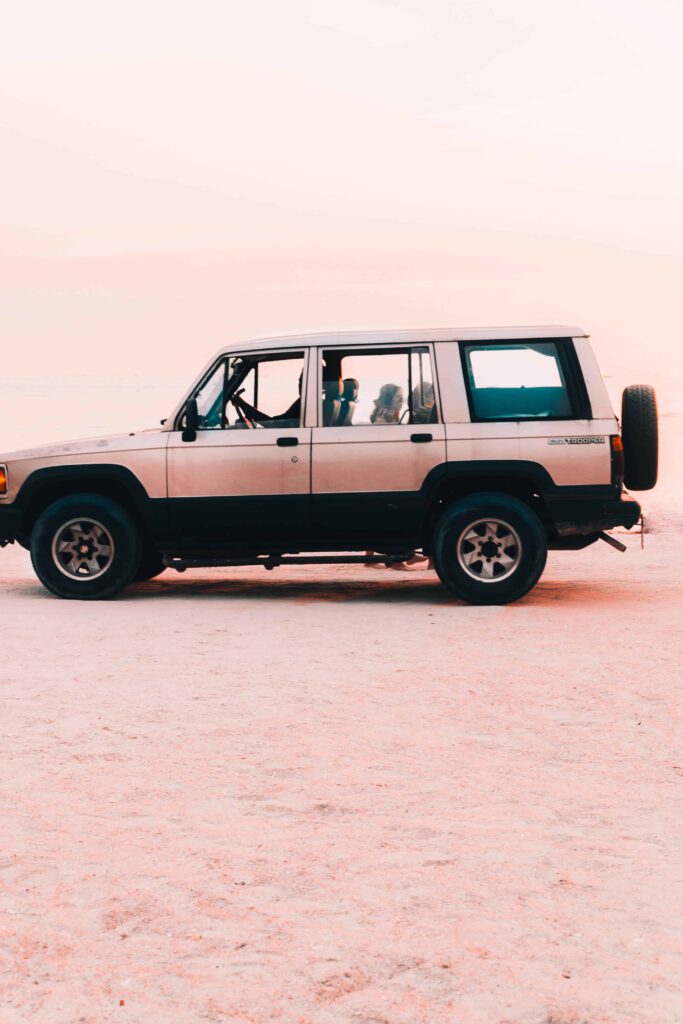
163;552;415;572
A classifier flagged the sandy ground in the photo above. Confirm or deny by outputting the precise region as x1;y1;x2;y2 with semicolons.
1;529;681;1024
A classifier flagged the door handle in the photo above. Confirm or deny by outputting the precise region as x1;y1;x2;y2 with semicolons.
277;436;299;447
410;433;433;443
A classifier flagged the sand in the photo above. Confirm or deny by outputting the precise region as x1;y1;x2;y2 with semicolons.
1;527;681;1024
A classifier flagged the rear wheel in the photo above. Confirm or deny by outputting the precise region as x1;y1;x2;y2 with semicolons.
30;494;141;600
432;492;548;605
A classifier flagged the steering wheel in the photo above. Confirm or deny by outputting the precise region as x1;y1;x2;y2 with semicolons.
230;389;256;429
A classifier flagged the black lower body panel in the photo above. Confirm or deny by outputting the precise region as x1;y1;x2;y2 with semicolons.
547;493;641;536
168;494;312;550
311;491;424;548
0;506;22;542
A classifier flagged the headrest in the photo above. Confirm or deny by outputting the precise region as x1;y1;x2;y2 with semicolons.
323;378;343;400
342;378;359;402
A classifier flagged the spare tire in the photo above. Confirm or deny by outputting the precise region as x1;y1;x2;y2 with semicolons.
621;385;658;490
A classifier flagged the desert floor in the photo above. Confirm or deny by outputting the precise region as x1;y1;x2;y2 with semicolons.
1;527;681;1024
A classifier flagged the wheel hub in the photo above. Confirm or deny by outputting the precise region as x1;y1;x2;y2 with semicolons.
479;538;501;559
456;518;522;583
51;518;116;581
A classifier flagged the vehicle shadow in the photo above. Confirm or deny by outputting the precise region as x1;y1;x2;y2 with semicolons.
116;570;665;608
128;572;452;605
4;568;667;608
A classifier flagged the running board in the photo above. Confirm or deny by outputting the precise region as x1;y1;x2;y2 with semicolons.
163;552;416;572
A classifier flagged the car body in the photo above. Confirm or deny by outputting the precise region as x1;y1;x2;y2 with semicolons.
0;326;655;603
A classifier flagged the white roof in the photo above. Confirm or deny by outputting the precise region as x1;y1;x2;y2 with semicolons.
215;325;586;356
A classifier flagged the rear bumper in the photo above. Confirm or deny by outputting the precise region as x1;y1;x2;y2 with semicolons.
0;505;22;542
548;492;642;536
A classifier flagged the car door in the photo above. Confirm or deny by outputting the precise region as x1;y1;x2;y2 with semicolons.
167;348;312;548
311;344;447;546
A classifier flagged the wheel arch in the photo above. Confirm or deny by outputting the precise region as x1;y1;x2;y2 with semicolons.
16;465;166;545
419;461;554;545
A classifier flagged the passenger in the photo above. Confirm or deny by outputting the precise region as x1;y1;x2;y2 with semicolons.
362;385;428;569
389;552;432;571
370;383;404;424
391;382;434;566
364;551;433;571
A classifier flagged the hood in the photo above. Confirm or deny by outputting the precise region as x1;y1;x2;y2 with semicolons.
0;428;167;464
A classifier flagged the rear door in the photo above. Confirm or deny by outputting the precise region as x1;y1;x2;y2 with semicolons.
310;344;446;546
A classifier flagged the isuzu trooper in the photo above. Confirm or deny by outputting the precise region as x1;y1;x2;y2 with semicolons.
0;327;658;603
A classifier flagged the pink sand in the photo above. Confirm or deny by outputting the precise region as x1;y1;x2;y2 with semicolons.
1;528;681;1023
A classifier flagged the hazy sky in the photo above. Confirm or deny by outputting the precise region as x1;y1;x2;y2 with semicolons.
2;0;682;382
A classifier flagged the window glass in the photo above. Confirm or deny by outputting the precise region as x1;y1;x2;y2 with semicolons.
409;349;437;424
194;361;225;429
463;342;574;420
320;347;436;426
225;352;304;429
190;352;304;430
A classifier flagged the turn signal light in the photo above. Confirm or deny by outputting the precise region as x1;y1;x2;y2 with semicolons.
610;435;624;485
0;464;7;495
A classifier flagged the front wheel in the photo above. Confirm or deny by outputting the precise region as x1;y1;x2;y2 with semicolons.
432;492;548;605
30;494;141;600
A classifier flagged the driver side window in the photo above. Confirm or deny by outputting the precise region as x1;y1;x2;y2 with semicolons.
194;360;226;429
191;352;305;430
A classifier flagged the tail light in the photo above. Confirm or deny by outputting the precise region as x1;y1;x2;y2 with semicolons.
0;464;7;495
610;435;624;485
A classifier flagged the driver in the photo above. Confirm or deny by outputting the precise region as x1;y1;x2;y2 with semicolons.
232;372;302;428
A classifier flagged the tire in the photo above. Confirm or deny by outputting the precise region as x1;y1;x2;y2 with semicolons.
621;385;658;491
134;547;166;582
432;492;548;605
30;494;142;600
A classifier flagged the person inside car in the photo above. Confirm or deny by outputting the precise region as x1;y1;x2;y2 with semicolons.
232;372;302;428
370;383;404;424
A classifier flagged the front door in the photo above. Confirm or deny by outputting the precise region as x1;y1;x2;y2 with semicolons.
311;344;446;547
168;349;311;549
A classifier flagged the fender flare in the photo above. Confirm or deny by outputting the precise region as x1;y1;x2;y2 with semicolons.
15;464;167;537
419;460;556;502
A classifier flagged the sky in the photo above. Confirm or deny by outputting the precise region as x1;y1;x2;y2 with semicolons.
1;0;682;387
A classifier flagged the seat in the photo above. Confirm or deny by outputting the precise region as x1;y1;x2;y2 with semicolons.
338;378;359;426
322;378;343;426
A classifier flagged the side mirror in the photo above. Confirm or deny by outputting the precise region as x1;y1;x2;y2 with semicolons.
182;398;199;443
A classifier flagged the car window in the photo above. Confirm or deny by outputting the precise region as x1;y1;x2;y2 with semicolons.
191;352;305;430
320;347;436;426
225;352;305;429
194;361;226;429
462;341;575;420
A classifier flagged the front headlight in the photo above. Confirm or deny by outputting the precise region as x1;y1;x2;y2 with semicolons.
0;464;8;495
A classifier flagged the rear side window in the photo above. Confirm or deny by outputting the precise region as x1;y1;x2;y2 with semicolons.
462;341;580;421
319;346;437;426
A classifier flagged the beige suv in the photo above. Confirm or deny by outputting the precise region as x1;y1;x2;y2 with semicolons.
0;327;658;603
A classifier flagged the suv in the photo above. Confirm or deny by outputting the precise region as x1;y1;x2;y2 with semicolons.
0;327;658;604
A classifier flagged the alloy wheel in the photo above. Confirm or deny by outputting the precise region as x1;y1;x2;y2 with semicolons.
456;517;522;583
51;518;116;581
